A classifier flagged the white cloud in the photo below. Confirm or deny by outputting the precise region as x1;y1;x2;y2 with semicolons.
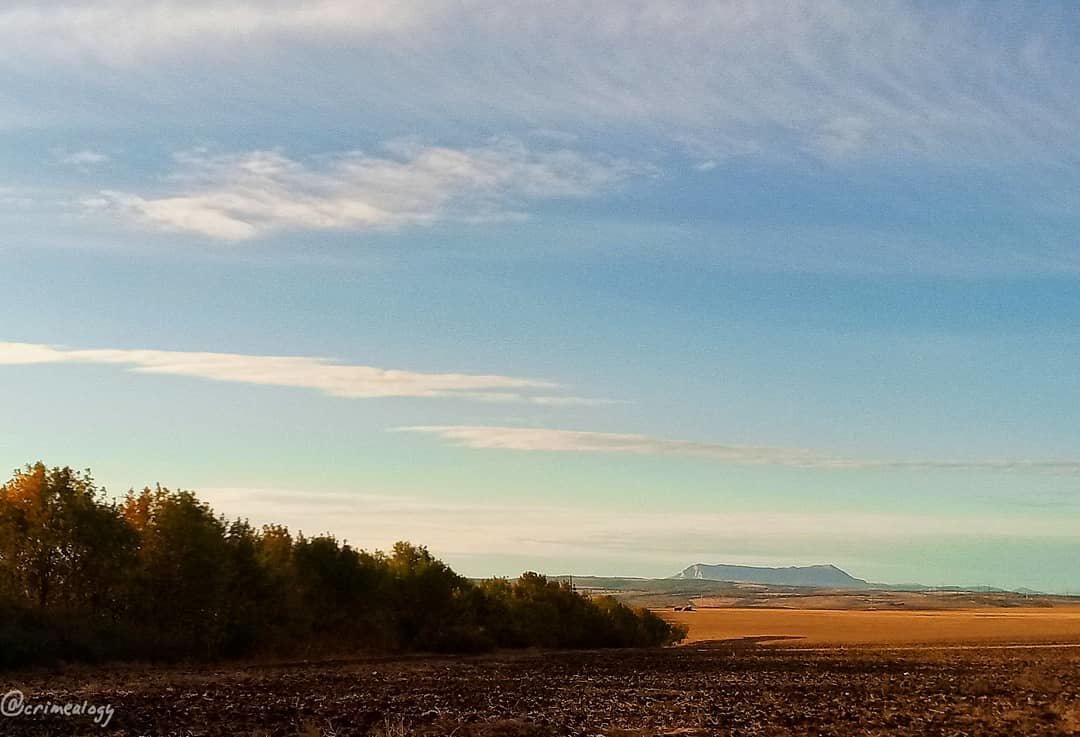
196;486;1080;565
401;425;1080;474
57;149;110;166
813;116;873;160
0;342;604;404
0;187;34;210
86;141;643;240
0;2;422;65
4;2;1079;164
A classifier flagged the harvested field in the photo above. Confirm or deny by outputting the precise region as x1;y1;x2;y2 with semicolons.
4;643;1080;736
662;606;1080;647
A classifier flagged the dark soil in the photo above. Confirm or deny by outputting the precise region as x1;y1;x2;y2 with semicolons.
3;642;1079;736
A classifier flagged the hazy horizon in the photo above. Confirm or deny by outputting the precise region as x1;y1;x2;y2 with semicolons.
4;1;1080;594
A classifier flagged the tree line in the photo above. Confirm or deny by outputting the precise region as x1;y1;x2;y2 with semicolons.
0;463;685;666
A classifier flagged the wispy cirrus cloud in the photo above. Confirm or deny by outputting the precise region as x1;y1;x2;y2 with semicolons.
84;141;643;240
57;149;110;167
401;425;1080;474
4;2;1080;165
0;342;607;405
0;186;34;210
0;1;421;64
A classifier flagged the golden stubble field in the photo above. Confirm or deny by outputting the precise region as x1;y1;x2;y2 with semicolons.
662;606;1080;646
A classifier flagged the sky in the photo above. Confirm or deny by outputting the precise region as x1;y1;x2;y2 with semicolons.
2;1;1080;592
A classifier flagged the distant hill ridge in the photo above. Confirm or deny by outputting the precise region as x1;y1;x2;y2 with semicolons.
672;563;869;589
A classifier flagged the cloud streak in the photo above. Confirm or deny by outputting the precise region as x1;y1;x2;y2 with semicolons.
0;342;605;404
5;2;1080;165
401;425;1080;474
0;186;34;210
0;2;421;64
84;141;643;240
197;486;1080;566
57;149;109;167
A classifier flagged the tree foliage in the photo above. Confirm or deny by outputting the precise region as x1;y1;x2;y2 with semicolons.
0;463;685;665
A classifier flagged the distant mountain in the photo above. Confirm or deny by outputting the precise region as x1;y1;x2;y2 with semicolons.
672;563;868;589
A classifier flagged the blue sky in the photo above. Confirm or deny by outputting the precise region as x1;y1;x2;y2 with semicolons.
2;1;1080;591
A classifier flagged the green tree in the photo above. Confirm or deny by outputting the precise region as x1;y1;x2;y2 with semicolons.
388;542;471;650
0;463;686;664
0;463;134;614
121;486;230;656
